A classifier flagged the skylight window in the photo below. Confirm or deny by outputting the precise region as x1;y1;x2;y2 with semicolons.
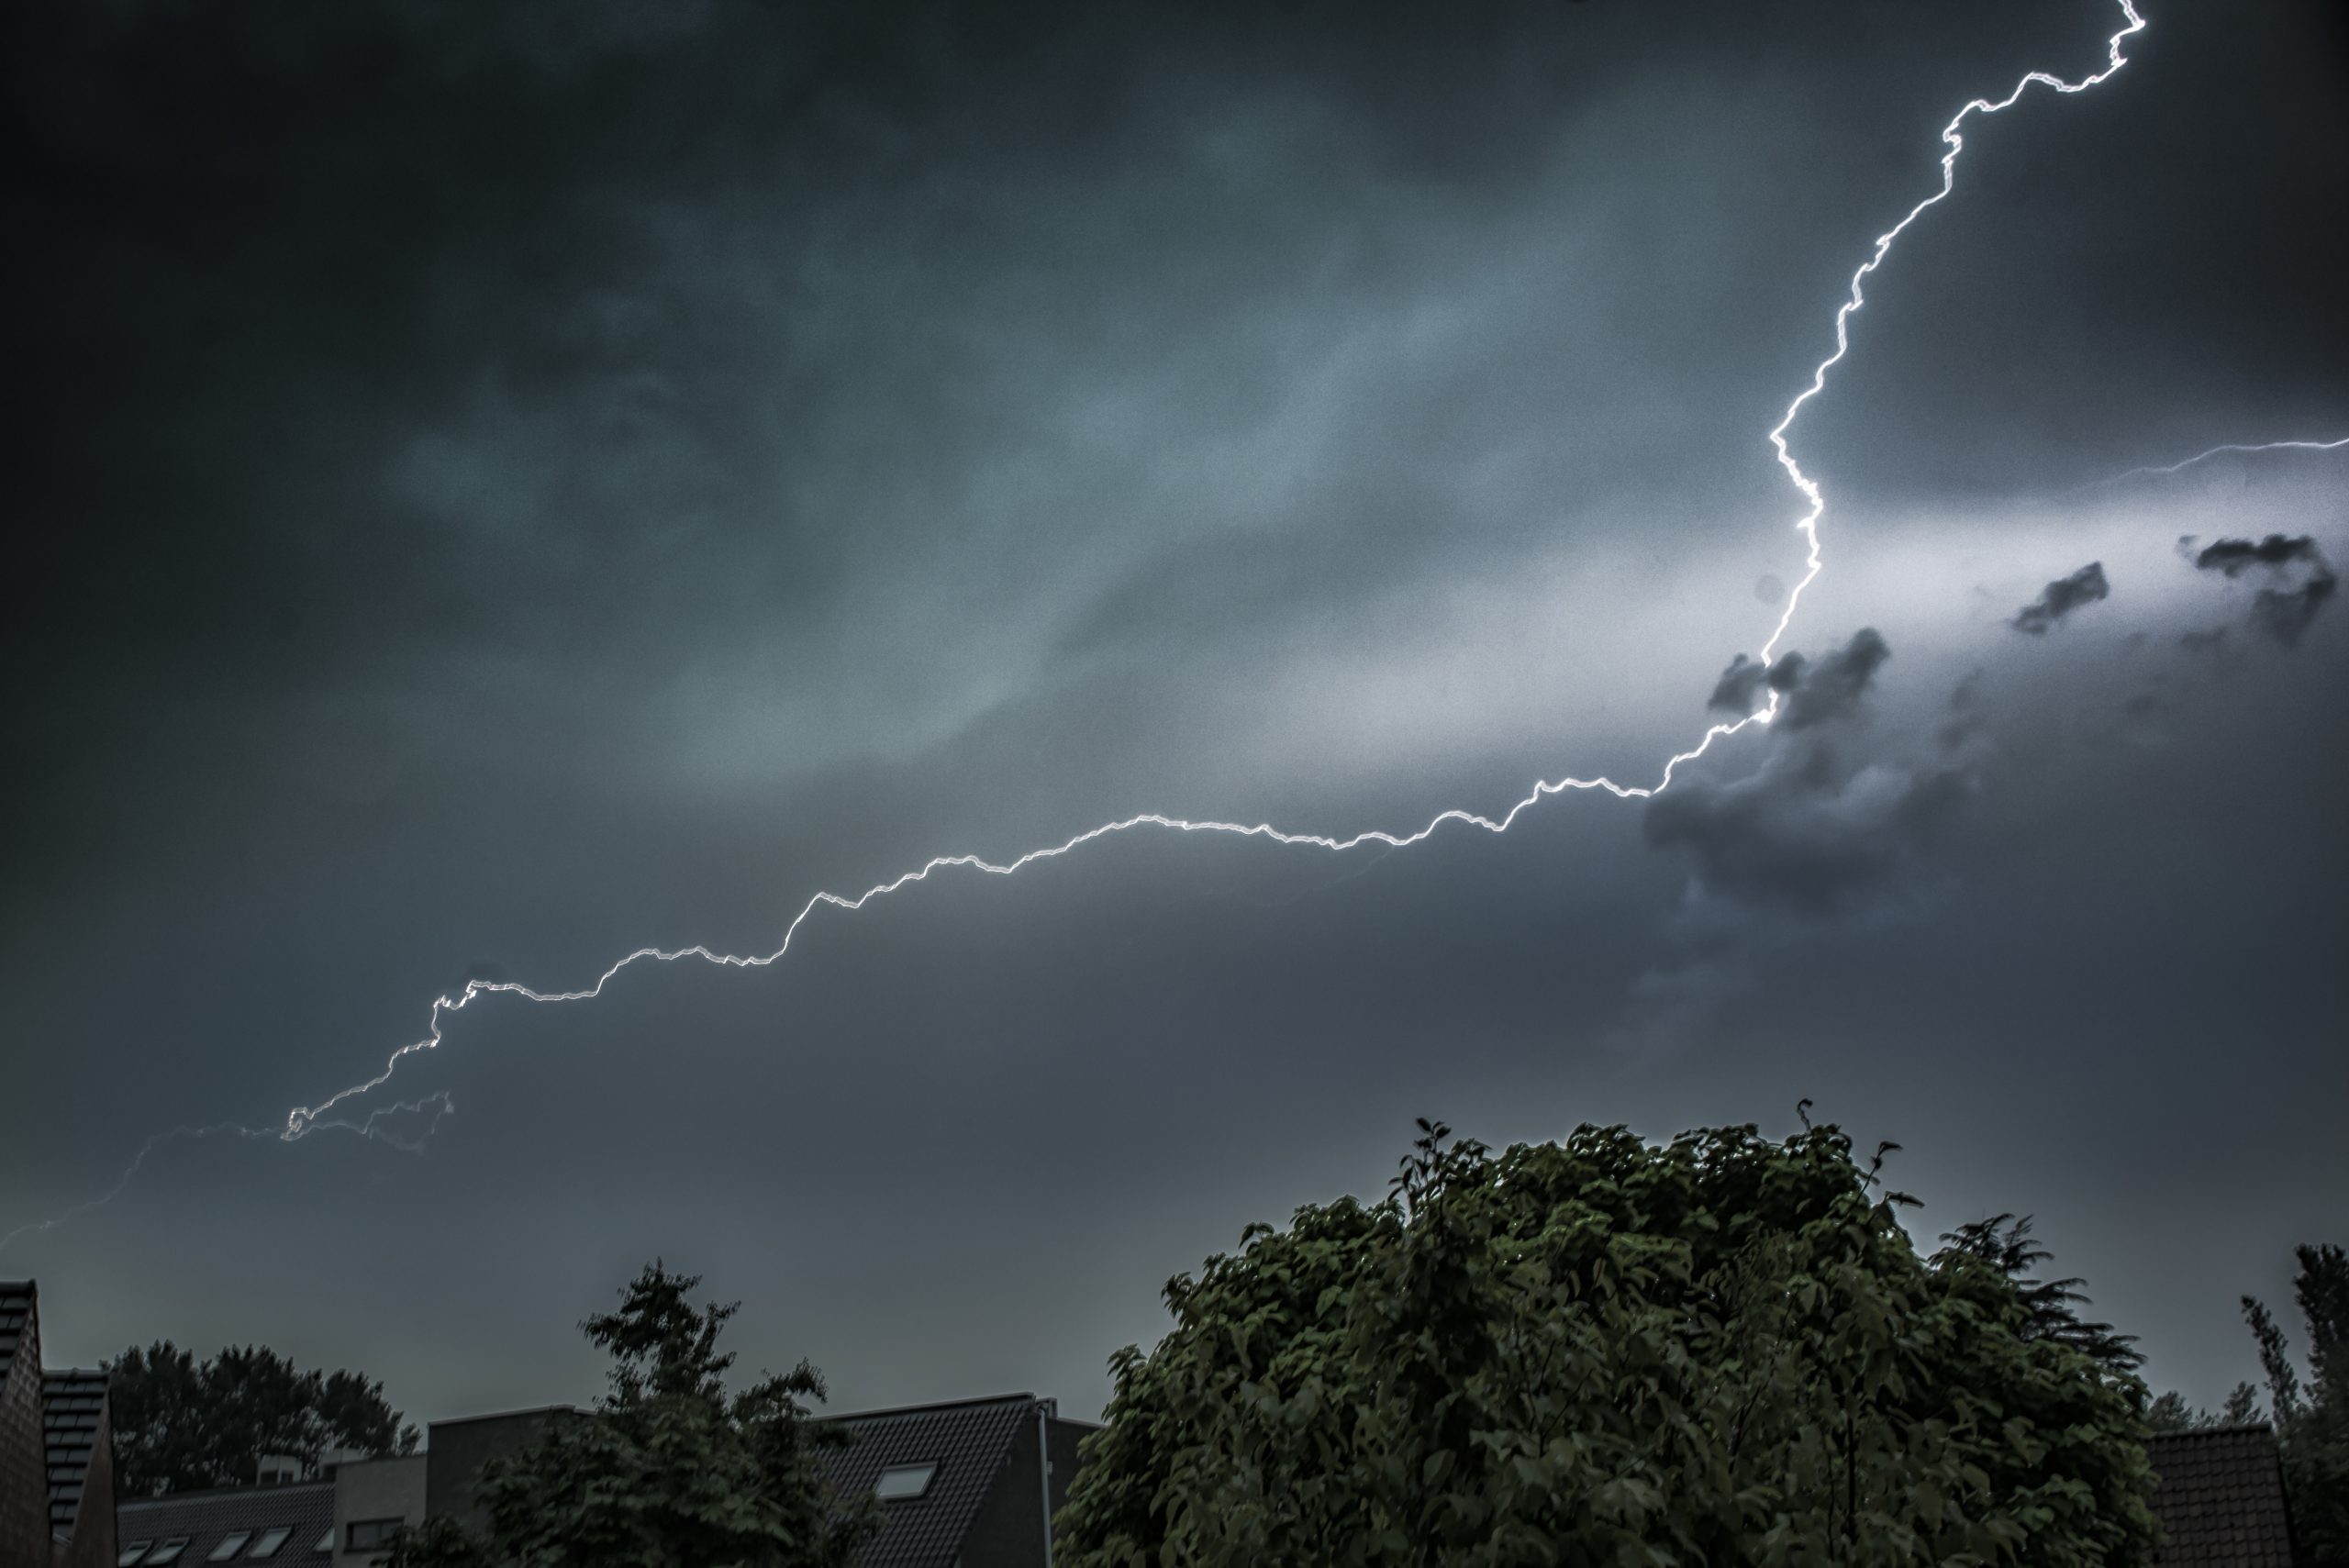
207;1533;252;1561
248;1527;293;1559
119;1544;152;1567
313;1531;336;1555
149;1543;191;1565
874;1462;938;1501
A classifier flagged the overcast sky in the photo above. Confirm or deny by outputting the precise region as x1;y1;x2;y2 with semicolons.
5;0;2344;1430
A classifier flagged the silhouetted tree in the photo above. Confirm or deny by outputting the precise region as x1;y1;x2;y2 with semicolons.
1057;1119;2158;1568
390;1262;877;1568
1930;1212;2143;1377
2243;1242;2348;1562
2144;1383;2263;1432
106;1343;416;1496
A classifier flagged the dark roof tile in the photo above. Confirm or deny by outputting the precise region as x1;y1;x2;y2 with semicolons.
0;1281;34;1383
824;1395;1050;1568
43;1369;108;1536
117;1479;337;1563
2147;1426;2299;1568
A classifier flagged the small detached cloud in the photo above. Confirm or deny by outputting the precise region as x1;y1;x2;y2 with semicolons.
1701;628;1890;728
1652;629;1970;918
2190;534;2326;577
1776;627;1890;729
1706;651;1798;716
2009;562;2110;635
2183;533;2337;648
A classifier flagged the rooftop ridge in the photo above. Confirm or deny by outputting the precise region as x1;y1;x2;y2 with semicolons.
829;1391;1041;1423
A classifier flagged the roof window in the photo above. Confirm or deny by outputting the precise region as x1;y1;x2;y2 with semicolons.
207;1533;252;1561
874;1462;938;1500
248;1526;293;1558
119;1545;152;1567
313;1531;336;1554
149;1543;191;1565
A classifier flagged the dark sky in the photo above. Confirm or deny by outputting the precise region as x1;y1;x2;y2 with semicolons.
5;0;2344;1429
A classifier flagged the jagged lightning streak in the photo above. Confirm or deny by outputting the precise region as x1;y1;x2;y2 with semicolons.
281;0;2150;1145
2089;434;2349;487
3;0;2151;1250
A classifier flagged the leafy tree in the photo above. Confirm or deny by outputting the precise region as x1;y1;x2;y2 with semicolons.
1929;1214;2142;1378
1056;1118;2159;1568
106;1342;417;1496
2143;1383;2262;1432
390;1262;878;1568
2242;1242;2348;1562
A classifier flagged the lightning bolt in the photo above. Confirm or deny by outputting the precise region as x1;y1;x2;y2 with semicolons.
2090;434;2349;487
3;0;2153;1251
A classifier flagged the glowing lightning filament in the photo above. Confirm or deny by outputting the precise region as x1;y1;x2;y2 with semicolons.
2090;434;2349;487
2;0;2156;1252
281;0;2152;1145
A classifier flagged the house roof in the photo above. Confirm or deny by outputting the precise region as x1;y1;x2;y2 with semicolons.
42;1369;107;1538
824;1393;1052;1568
0;1281;33;1383
2146;1426;2299;1568
117;1479;337;1565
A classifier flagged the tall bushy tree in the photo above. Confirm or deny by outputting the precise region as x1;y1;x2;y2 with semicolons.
106;1342;416;1496
392;1262;877;1568
2243;1243;2348;1562
1057;1120;2158;1568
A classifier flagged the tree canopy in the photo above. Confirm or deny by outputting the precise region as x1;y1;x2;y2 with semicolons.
106;1341;416;1496
1055;1118;2159;1568
391;1262;877;1568
2243;1242;2347;1562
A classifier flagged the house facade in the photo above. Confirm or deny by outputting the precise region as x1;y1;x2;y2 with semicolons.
0;1282;117;1568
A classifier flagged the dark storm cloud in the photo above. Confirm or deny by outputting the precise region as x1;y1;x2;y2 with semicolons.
1774;627;1891;731
2009;562;2110;636
5;0;2345;1438
2184;535;2338;648
1704;651;1798;716
2249;577;2338;649
1647;630;1970;918
1704;625;1918;735
2191;535;2327;578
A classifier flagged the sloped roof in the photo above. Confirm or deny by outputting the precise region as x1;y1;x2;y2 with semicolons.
43;1369;107;1537
117;1479;337;1564
825;1394;1051;1568
0;1281;33;1383
2146;1426;2299;1568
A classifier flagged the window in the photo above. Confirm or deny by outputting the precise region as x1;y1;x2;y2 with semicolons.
313;1532;336;1555
346;1520;406;1552
119;1545;152;1567
874;1462;938;1501
207;1533;252;1561
247;1527;293;1559
149;1543;192;1565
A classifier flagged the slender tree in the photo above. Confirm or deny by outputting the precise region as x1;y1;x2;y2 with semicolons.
2243;1243;2348;1561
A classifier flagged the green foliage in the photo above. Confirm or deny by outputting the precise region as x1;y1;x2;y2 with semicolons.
1056;1119;2159;1568
106;1341;416;1496
389;1262;879;1568
1928;1214;2142;1377
2143;1384;2262;1433
2243;1242;2348;1562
